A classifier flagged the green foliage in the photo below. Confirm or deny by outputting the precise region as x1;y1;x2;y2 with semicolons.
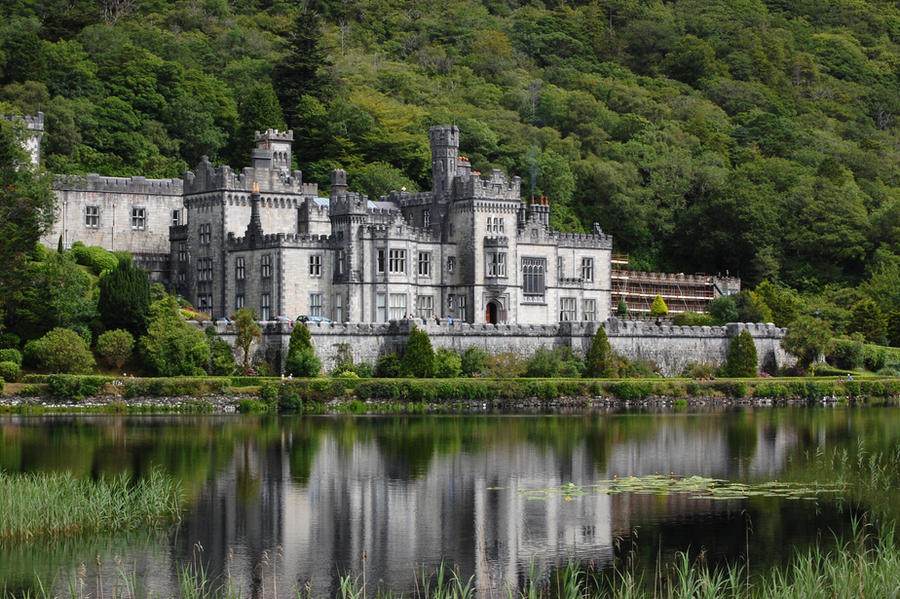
826;338;865;371
233;307;261;375
848;298;887;343
616;299;629;318
681;363;717;379
585;326;613;377
724;330;758;377
734;290;774;323
401;327;434;378
650;295;668;317
95;329;134;370
782;316;833;371
139;296;209;376
284;348;321;378
708;296;738;324
0;333;20;349
289;322;313;354
375;352;401;378
46;374;109;398
0;348;22;365
482;352;526;378
205;328;235;376
0;360;21;382
29;327;95;374
433;348;462;379
460;346;488;377
672;312;719;326
608;381;654;400
70;242;118;274
97;257;151;338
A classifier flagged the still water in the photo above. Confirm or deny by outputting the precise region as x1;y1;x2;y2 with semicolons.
1;408;898;596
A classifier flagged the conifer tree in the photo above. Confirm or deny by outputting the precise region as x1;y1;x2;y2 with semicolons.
97;256;151;338
616;299;629;318
650;294;668;317
274;8;332;125
285;322;321;377
724;329;758;377
585;325;613;377
401;326;434;378
234;307;262;375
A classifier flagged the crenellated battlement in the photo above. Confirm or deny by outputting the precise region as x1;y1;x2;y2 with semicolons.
183;156;315;196
453;169;521;201
55;173;183;195
227;231;332;250
254;129;293;143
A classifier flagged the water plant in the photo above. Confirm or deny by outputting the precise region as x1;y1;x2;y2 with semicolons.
0;469;181;541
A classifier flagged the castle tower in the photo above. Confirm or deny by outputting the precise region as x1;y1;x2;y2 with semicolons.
252;129;293;171
430;125;459;196
1;112;43;166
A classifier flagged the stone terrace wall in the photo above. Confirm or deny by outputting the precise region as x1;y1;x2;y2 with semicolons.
209;318;791;376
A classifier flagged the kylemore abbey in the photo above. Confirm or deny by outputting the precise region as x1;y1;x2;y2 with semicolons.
10;112;739;325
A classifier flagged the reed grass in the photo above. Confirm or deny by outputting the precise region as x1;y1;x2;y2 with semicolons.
0;469;181;542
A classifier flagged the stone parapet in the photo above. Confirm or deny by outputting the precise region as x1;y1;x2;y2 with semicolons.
55;174;183;195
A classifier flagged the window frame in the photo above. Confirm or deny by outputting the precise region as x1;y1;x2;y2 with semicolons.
85;205;99;228
131;207;146;230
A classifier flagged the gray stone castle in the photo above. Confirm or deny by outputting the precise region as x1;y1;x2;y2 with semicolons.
45;124;613;325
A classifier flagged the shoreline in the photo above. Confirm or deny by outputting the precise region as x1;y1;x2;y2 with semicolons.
0;392;895;414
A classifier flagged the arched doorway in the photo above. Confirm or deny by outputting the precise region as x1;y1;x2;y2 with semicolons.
485;301;499;324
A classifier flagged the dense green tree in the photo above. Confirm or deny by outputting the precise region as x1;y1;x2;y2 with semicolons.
616;299;629;318
95;329;133;370
724;329;758;377
234;307;262;375
460;346;487;377
140;296;209;376
401;327;434;378
433;348;462;378
284;322;320;377
848;298;887;343
782;316;832;371
231;82;285;166
708;296;738;324
0;118;56;330
97;256;150;338
274;8;331;125
206;327;236;376
29;327;95;374
585;325;614;377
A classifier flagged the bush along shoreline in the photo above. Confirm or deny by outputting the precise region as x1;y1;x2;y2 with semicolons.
1;374;898;414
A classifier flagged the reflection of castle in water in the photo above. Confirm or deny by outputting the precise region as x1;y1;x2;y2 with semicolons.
177;417;799;596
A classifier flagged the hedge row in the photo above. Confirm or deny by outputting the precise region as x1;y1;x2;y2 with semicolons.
14;374;900;403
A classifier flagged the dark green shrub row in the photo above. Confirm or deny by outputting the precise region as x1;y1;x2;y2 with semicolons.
230;376;276;388
0;361;21;383
121;377;228;398
607;381;654;400
46;375;113;399
0;349;22;365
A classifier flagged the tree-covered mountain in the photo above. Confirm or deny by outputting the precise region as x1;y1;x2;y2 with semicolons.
1;0;899;341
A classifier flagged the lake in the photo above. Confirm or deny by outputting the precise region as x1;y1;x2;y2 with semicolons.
1;407;898;597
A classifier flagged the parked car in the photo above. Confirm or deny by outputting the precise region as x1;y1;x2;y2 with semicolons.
296;315;333;325
273;315;293;326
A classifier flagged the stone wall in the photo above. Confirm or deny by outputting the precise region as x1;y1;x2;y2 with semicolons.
208;318;791;376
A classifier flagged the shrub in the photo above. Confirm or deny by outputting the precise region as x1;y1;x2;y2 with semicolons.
71;242;119;275
826;338;864;370
140;297;210;376
621;357;660;378
525;347;560;378
0;361;21;382
30;328;96;374
650;294;668;317
673;312;719;326
712;380;747;398
284;348;321;377
375;353;402;378
616;299;629;318
585;326;613;377
278;386;303;412
483;352;526;378
0;348;22;365
355;380;401;399
234;308;262;375
237;399;270;414
724;330;758;377
0;377;3;393
207;335;236;376
401;327;434;378
0;333;21;349
433;348;462;378
46;375;109;399
353;362;374;378
95;329;135;370
259;382;279;404
681;363;717;378
752;382;790;399
608;381;654;400
460;346;487;377
862;345;887;372
782;316;832;370
708;296;738;323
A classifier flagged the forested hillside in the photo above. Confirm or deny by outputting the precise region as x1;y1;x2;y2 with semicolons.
1;0;898;346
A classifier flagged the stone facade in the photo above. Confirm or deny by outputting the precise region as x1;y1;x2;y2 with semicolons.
1;111;43;166
178;125;613;325
46;174;184;279
206;318;791;376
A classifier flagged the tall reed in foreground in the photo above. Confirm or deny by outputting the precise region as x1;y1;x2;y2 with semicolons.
0;469;181;541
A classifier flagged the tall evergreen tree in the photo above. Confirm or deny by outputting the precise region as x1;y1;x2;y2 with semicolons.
724;329;758;377
273;8;332;126
231;82;286;166
401;327;434;378
585;325;614;377
97;256;151;338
